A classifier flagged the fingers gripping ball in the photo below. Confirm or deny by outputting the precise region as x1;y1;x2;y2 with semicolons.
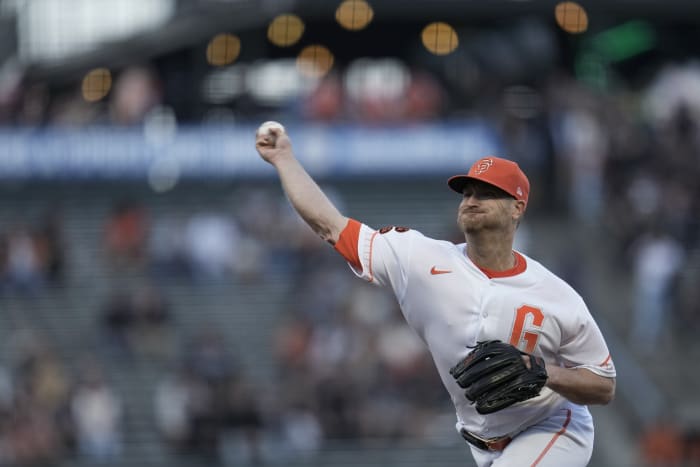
449;340;548;414
256;121;286;145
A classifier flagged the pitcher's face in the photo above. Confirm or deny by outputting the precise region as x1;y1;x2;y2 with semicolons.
456;180;520;234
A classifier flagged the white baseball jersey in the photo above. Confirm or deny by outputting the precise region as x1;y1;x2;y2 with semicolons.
333;219;616;443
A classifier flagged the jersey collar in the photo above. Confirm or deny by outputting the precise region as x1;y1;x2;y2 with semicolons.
473;251;527;278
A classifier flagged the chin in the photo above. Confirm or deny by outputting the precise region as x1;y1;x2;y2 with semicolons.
460;221;482;234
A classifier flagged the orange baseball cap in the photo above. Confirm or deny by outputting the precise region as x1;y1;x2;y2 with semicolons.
447;156;530;205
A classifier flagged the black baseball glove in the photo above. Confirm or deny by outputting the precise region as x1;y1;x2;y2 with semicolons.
449;340;548;414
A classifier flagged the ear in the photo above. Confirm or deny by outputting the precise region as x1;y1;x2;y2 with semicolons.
512;200;526;222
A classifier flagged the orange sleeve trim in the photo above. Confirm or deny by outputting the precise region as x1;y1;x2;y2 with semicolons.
334;218;362;270
531;409;571;467
599;354;612;367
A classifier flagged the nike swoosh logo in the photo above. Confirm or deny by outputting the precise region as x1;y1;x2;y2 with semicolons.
430;266;452;275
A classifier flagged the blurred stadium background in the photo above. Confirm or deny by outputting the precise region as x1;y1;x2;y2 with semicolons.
0;0;699;466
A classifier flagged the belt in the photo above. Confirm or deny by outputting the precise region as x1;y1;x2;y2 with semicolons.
460;428;512;452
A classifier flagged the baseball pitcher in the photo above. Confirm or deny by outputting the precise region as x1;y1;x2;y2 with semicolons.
255;123;616;467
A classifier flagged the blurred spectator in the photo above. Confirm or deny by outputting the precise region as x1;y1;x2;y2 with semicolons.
49;90;103;126
100;291;136;359
547;80;609;222
303;72;344;121
643;61;700;143
0;213;66;294
148;215;190;279
4;226;44;294
70;360;123;462
33;208;67;286
0;330;74;465
183;327;235;386
99;286;173;360
314;375;362;439
150;208;265;282
16;83;50;126
131;285;174;359
180;373;218;459
403;70;445;120
7;393;65;465
154;328;265;463
183;212;239;282
280;403;323;460
659;179;696;248
304;64;445;122
109;66;163;125
674;252;700;338
274;314;313;374
155;366;199;452
218;378;264;465
638;418;684;467
563;108;608;223
20;345;70;416
629;226;684;351
347;59;408;122
234;188;314;276
104;199;149;269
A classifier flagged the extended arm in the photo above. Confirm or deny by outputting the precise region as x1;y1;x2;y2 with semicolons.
545;365;615;405
255;125;348;245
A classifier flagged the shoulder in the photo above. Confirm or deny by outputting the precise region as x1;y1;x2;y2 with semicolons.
372;225;460;255
375;225;456;246
520;252;585;302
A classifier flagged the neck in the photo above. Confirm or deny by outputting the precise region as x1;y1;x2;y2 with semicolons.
465;230;516;271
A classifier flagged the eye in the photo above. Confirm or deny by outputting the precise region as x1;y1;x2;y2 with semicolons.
463;188;496;199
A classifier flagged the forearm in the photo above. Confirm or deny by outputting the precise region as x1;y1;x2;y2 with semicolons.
545;365;615;405
273;156;348;245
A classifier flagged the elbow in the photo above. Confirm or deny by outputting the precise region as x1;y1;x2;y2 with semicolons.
597;391;614;406
604;380;616;405
311;216;347;246
597;378;616;405
566;377;616;406
316;225;339;246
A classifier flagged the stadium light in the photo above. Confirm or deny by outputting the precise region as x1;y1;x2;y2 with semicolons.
421;22;459;55
268;14;305;47
335;0;374;31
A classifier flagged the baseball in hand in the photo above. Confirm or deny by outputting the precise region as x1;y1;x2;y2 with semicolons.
257;121;285;137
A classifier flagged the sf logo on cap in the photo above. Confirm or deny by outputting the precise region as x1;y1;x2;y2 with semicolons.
474;158;494;175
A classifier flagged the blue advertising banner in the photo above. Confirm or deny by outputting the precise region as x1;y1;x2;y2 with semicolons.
0;122;502;179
